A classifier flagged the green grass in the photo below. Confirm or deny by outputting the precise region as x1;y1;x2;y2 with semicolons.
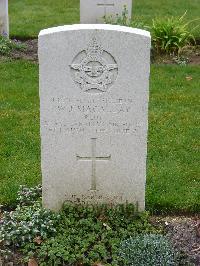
0;60;41;205
147;65;200;214
9;0;200;38
10;0;80;39
0;60;199;213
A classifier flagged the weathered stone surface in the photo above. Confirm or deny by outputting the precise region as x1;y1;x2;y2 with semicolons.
39;24;151;211
0;0;9;37
80;0;132;24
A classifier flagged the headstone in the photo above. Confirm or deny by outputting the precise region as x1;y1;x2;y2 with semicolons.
80;0;132;24
39;24;151;211
0;0;9;37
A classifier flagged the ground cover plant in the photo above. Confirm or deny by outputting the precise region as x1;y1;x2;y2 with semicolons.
0;185;162;265
117;234;177;266
9;0;200;38
0;60;199;213
0;36;25;55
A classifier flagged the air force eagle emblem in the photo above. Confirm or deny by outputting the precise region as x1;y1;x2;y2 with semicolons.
70;37;118;93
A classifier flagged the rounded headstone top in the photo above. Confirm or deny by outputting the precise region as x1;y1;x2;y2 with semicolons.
39;24;150;39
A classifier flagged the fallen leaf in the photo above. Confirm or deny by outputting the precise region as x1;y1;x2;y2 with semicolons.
186;76;193;81
34;236;43;245
28;258;38;266
92;263;104;266
103;223;111;230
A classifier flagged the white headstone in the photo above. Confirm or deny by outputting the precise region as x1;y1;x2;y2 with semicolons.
0;0;9;37
80;0;132;24
39;24;151;211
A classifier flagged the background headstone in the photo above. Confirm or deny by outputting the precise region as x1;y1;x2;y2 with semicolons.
80;0;132;24
0;0;9;37
39;24;151;211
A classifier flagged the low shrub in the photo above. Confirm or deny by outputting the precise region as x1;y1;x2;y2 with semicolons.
151;12;197;54
116;234;177;266
0;186;161;265
0;36;25;55
0;185;59;250
0;202;60;247
30;203;158;265
17;184;42;206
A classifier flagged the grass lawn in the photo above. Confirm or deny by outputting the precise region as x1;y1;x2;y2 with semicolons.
0;60;199;213
0;60;41;205
9;0;200;38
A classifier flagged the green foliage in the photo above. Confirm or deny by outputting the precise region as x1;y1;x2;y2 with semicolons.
0;36;25;55
30;203;157;265
104;9;198;56
0;185;59;248
17;184;42;206
0;202;59;247
173;55;189;65
0;186;160;265
0;248;13;264
151;13;197;54
116;234;177;266
104;5;146;29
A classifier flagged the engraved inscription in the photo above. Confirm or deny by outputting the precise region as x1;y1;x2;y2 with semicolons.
43;97;140;135
70;37;118;93
76;138;111;190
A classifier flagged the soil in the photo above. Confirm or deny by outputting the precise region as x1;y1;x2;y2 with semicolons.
0;39;200;65
150;216;200;265
0;39;38;62
152;45;200;65
0;214;200;265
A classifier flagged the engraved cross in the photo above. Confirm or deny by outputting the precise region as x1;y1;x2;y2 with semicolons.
97;0;115;17
76;138;111;190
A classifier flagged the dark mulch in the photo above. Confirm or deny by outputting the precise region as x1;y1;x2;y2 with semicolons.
11;39;38;62
166;217;200;265
1;39;200;65
152;45;200;65
0;39;38;62
151;216;200;265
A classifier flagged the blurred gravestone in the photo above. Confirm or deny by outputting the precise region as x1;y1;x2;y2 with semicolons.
80;0;132;23
0;0;9;37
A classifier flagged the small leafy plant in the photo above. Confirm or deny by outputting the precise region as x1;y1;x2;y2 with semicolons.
173;55;189;65
33;203;158;265
151;12;197;54
0;203;60;248
104;5;146;29
0;185;59;249
116;234;177;266
0;36;25;55
17;184;42;206
0;186;161;265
